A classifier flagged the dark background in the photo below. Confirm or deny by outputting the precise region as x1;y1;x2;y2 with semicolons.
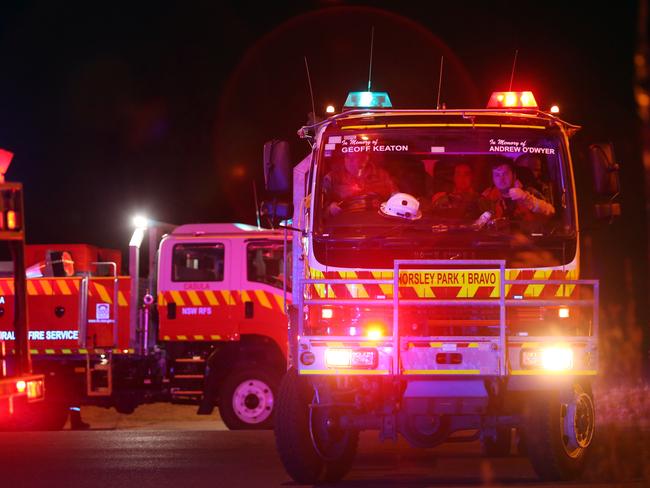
0;2;646;368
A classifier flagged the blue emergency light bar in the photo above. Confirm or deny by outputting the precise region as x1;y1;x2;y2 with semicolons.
343;91;392;109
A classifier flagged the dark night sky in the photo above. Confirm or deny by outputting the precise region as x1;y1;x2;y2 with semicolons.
0;1;645;315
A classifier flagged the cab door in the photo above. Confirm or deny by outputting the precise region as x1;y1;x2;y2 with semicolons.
158;239;236;342
234;239;291;352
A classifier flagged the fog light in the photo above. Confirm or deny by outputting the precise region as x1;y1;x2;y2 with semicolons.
558;307;570;318
15;380;26;393
321;308;333;319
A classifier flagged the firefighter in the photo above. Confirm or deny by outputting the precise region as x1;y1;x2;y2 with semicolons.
323;151;396;217
515;153;554;205
480;158;554;220
430;162;481;219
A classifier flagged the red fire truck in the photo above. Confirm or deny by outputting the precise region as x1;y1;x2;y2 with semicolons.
0;153;45;427
269;89;620;482
0;222;291;429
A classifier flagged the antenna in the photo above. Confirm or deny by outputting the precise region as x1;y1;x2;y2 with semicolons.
508;49;519;91
252;180;261;229
367;26;375;91
304;56;316;124
436;56;444;109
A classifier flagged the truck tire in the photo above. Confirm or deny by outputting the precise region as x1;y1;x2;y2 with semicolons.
525;382;595;481
218;365;279;430
274;369;358;484
15;400;69;431
481;426;512;457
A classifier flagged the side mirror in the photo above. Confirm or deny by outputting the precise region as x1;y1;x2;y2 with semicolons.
588;143;621;219
589;143;620;196
263;140;291;193
261;199;292;220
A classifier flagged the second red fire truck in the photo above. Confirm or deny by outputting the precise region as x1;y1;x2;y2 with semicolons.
0;222;291;429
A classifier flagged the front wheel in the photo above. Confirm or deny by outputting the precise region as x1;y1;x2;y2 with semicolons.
274;369;358;484
525;382;595;481
218;365;279;430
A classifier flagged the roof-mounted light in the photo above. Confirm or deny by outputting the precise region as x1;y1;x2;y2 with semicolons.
487;91;538;109
344;91;392;109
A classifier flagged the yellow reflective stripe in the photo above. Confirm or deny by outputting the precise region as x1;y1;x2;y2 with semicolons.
186;290;202;306
221;290;233;305
95;283;112;304
163;336;171;340
194;335;205;340
341;124;387;130
210;335;222;340
41;280;53;295
300;369;389;375
255;290;272;309
511;370;597;376
158;292;166;306
240;290;251;302
170;291;185;306
403;370;481;375
502;124;545;129
61;349;72;354
45;349;55;354
177;335;188;340
204;291;219;306
273;293;284;310
57;280;72;295
118;292;128;306
348;283;369;298
468;343;479;348
27;281;37;295
429;342;443;347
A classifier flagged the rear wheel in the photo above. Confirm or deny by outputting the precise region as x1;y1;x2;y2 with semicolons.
525;382;595;481
218;365;279;430
274;369;358;484
14;400;69;431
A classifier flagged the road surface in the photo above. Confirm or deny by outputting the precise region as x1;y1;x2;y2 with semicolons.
0;404;646;487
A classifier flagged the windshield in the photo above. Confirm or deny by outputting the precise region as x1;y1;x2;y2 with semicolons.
314;127;575;268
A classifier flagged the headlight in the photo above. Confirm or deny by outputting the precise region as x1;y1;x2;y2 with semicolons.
325;348;352;367
521;346;573;371
325;348;378;368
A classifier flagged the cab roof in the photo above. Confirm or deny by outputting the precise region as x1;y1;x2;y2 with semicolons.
303;108;580;137
170;223;285;238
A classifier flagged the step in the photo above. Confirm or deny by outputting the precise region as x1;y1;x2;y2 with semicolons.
173;374;205;379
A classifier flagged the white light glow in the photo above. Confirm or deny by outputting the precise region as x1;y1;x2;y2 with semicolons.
541;347;573;371
325;348;352;367
132;215;149;228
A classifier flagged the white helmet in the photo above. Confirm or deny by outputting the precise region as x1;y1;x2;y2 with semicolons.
379;193;422;220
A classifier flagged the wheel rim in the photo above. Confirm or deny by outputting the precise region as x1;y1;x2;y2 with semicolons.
232;379;274;424
561;386;595;458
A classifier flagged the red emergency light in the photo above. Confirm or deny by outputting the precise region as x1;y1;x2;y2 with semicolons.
487;91;538;109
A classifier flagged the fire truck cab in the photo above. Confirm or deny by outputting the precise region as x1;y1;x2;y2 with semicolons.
272;90;619;482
